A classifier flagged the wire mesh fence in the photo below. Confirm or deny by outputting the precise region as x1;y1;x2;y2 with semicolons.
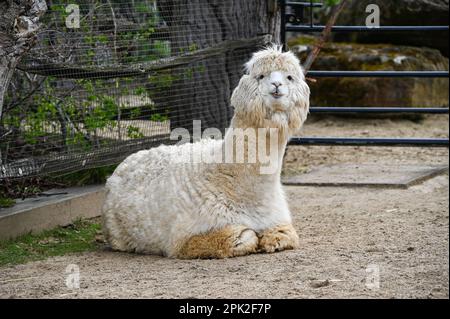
1;0;274;179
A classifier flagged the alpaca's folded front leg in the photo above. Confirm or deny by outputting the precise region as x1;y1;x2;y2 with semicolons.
257;224;300;253
176;225;259;259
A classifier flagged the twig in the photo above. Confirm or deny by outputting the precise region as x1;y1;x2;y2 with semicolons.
106;0;122;141
38;192;68;196
4;75;46;112
0;276;41;284
303;0;349;73
0;129;12;139
55;101;68;151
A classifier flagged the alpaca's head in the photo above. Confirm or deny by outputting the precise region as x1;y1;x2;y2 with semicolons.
231;45;310;135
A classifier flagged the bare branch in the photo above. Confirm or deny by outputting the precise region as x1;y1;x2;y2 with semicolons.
303;0;349;73
18;35;273;79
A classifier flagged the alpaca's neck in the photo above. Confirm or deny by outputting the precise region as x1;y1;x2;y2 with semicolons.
222;114;289;178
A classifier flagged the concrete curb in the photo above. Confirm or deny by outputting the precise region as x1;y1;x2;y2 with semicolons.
282;164;449;189
0;185;105;241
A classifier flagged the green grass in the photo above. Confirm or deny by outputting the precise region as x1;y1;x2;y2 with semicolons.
0;219;103;267
0;197;15;208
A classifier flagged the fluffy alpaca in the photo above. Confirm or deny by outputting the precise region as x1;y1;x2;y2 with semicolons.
102;45;310;258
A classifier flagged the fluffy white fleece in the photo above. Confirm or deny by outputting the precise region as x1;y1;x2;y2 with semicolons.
102;45;310;257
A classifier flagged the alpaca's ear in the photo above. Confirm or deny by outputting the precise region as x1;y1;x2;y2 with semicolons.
231;75;255;110
231;75;246;110
244;60;254;75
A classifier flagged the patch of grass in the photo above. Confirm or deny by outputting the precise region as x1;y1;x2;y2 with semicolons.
0;218;103;267
0;197;15;208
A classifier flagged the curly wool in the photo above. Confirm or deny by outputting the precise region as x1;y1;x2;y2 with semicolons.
102;45;310;257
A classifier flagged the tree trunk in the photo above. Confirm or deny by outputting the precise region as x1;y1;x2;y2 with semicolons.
157;0;280;136
0;0;47;120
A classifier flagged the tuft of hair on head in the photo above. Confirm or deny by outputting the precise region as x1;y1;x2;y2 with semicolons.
245;44;283;74
244;43;304;79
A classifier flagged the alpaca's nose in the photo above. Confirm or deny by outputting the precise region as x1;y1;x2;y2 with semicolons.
271;81;282;88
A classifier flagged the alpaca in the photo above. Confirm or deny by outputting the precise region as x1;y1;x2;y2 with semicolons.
102;45;310;258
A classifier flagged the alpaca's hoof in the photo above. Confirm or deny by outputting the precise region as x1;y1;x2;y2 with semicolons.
230;227;259;257
258;224;300;253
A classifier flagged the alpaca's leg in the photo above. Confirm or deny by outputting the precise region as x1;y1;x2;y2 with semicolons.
102;212;138;252
176;225;259;259
257;224;300;253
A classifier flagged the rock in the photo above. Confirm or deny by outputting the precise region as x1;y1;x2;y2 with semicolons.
310;279;330;288
319;0;449;56
289;36;449;107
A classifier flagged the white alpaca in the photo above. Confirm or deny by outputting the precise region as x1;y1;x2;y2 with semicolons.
102;45;310;258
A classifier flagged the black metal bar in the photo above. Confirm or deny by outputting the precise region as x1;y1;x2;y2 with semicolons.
286;1;323;7
309;0;313;27
309;107;450;114
282;14;449;149
306;71;449;78
287;25;450;32
280;0;287;49
289;137;450;147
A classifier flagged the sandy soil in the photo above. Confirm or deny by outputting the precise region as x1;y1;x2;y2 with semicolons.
0;115;448;299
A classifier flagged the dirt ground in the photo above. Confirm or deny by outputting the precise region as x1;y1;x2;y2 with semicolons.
0;115;448;299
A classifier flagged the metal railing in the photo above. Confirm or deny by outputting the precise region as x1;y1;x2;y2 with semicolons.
281;0;449;147
287;25;449;32
309;107;449;114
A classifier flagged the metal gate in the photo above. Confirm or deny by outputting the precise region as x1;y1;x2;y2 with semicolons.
280;0;449;148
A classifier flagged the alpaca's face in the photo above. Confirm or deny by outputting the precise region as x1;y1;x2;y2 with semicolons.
257;70;296;111
231;46;310;132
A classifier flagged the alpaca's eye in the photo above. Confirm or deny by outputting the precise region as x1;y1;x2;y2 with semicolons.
287;75;294;81
258;75;265;80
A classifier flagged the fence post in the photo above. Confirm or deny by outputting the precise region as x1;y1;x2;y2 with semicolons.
279;0;287;49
